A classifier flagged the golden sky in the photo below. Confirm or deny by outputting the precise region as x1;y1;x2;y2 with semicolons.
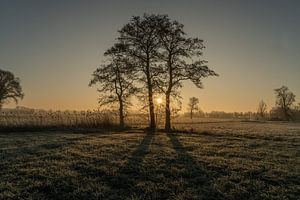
1;0;299;112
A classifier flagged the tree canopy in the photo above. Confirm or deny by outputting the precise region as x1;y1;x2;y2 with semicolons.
274;86;296;121
0;69;24;109
90;14;218;129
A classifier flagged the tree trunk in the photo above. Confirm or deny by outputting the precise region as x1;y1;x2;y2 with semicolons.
164;57;173;132
146;58;156;130
284;107;290;121
148;85;156;130
119;100;124;128
190;109;193;119
165;92;171;131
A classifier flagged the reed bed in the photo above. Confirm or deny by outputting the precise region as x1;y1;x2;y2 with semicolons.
0;109;118;131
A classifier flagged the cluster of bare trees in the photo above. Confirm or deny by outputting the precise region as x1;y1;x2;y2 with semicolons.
257;100;268;119
257;86;298;121
274;86;296;120
90;14;218;131
184;86;299;122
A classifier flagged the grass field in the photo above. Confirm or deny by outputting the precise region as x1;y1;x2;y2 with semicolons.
0;121;299;199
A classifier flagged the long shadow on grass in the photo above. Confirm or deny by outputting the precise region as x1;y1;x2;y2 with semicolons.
166;133;225;199
103;130;154;198
0;130;154;199
70;130;154;198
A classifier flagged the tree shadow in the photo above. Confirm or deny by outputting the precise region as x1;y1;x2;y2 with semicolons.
68;129;154;198
166;133;225;199
104;130;154;197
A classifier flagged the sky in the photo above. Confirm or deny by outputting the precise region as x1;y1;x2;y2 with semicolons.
0;0;299;112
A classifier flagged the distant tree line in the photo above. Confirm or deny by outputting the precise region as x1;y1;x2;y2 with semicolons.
183;110;257;119
184;86;300;121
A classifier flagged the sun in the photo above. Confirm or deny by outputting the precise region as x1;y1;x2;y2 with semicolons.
156;98;162;104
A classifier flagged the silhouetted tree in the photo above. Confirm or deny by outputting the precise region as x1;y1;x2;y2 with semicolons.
156;16;218;130
188;97;199;119
114;14;166;130
274;86;295;121
89;51;137;128
257;100;267;119
0;69;24;109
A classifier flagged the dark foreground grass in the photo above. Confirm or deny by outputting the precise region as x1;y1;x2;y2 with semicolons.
0;123;299;199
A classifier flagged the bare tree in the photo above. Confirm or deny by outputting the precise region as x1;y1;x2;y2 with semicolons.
0;69;24;109
156;16;218;130
188;97;199;119
105;14;217;130
274;86;295;121
114;14;166;130
89;52;137;128
257;100;267;119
